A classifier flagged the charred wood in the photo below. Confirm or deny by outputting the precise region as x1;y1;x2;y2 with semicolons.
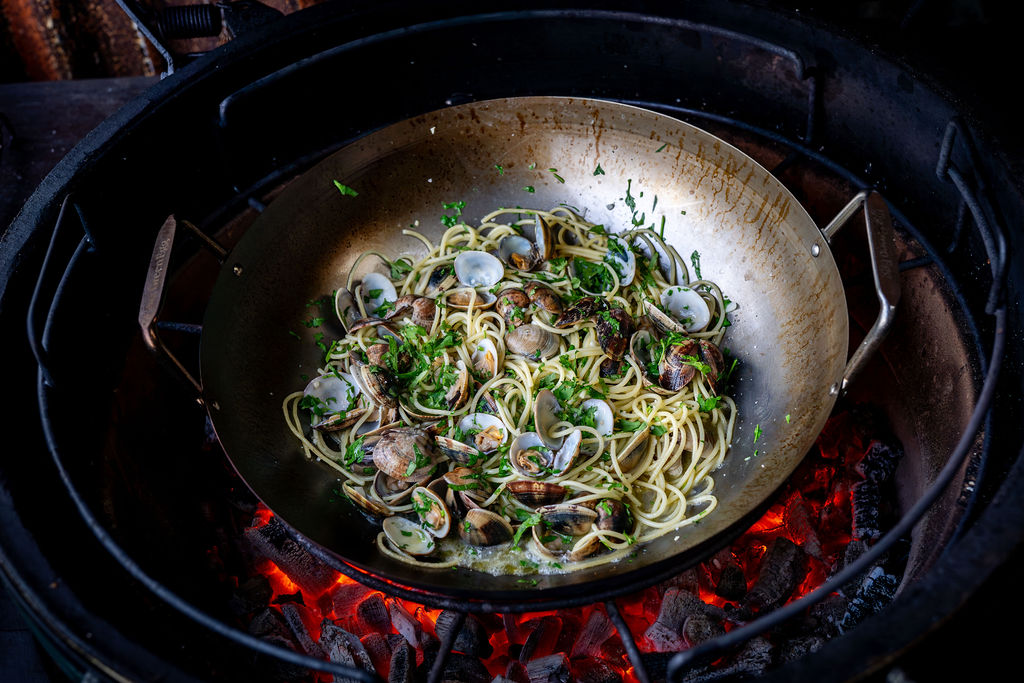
361;632;392;679
851;480;882;542
357;593;392;633
570;609;615;659
682;613;724;647
388;639;415;683
840;566;900;631
244;517;340;596
741;537;806;615
855;440;901;483
281;602;326;659
526;653;572;683
571;657;623;683
320;621;375;673
435;610;494;658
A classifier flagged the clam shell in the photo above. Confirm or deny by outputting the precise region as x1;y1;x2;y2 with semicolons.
303;373;361;415
524;281;563;317
616;424;651;472
538;503;598;536
343;482;391;517
509;432;553;478
361;272;398;316
382;517;436;556
445;288;498;310
426;264;458;295
454;251;504;288
661;286;711;332
458;412;509;453
535;215;555;260
506;323;559;360
580;399;614;436
498;234;541;271
411;487;451;538
533;389;564;449
604;235;636;287
334;288;360;332
595;307;635;361
554;296;603;328
459;508;514;546
372;428;439;481
495;287;531;327
507;480;567;507
471;338;502;379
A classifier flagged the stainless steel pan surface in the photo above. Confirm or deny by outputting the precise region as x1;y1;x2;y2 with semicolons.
144;97;898;604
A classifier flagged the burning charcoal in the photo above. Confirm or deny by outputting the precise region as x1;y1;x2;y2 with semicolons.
658;567;700;596
330;582;373;618
503;613;525;644
682;613;724;647
570;608;615;658
321;621;375;672
784;493;823;560
434;653;492;683
643;588;726;651
244;516;340;596
708;548;746;601
855;440;901;483
281;602;326;659
778;634;825;663
388;600;425;648
742;537;806;615
519;616;562;661
435;610;494;658
526;653;572;683
361;632;392;678
819;477;853;540
260;634;310;682
229;574;273;617
840;566;899;630
505;660;531;683
851;480;882;542
388;639;415;683
808;593;848;639
248;607;294;642
572;657;623;683
716;636;772;679
357;594;391;633
638;652;698;683
272;590;304;606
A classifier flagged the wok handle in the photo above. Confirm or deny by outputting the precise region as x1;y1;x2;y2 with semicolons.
138;214;204;398
822;190;902;396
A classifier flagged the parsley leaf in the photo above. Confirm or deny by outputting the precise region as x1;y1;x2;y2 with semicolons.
594;164;605;176
333;180;358;197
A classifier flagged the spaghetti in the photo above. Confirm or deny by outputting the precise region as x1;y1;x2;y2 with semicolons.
283;206;736;574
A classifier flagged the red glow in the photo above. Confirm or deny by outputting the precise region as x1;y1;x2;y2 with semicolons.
245;410;879;677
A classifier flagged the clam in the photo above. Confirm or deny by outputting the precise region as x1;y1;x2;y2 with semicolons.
458;412;509;453
313;408;370;432
385;295;437;328
410;487;451;538
538;503;598;536
425;264;458;295
509;432;554;478
460;508;514;546
554;296;603;329
495;288;531;327
579;398;614;436
360;272;398;317
445;288;498;310
535;215;555;260
445;360;471;410
603;234;636;287
550;429;583;475
498;235;541;271
358;364;398;409
506;323;559;360
534;389;564;449
372;427;440;481
599;358;625;380
507;480;568;507
434;435;482;465
700;339;726;392
443;467;484;494
616;424;651;472
629;330;675;396
658;338;700;392
454;250;504;288
567;534;604;562
523;281;563;317
658;286;712;333
595;307;635;361
382;516;436;556
303;372;361;415
343;482;391;517
334;288;361;332
471;338;502;379
372;470;416;505
593;499;631;533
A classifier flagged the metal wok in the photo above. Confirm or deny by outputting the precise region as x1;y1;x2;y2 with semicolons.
141;97;899;608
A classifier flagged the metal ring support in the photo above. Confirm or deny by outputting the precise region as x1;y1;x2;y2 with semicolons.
139;215;229;399
822;190;902;395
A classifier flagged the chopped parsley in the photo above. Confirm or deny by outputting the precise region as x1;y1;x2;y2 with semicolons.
753;424;763;443
655;143;667;153
696;395;723;412
523;186;536;193
333;180;358;197
594;164;605;176
494;164;504;175
690;250;703;280
548;168;565;183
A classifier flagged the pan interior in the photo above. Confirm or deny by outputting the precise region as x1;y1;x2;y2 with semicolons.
200;97;846;601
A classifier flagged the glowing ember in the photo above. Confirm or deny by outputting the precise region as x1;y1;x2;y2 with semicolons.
237;409;901;681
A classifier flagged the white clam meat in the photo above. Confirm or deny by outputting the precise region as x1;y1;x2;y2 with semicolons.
454;250;504;288
661;286;711;332
457;413;509;453
382;516;436;556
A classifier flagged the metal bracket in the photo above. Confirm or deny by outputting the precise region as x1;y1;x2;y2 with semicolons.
822;190;902;395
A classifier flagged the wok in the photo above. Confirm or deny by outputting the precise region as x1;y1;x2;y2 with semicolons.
141;97;899;607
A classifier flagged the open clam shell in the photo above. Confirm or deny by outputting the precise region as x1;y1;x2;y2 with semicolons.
523;281;563;317
434;435;482;465
495;288;531;327
660;286;712;333
579;398;614;436
498;234;541;271
471;338;502;379
595;307;635;361
454;250;504;288
458;413;509;453
535;215;555;260
343;481;391;517
604;234;636;287
334;288;361;332
425;264;458;295
360;272;398;317
382;516;436;556
445;288;498;310
509;432;554;478
533;389;564;450
303;372;361;415
616;424;651;472
507;480;567;507
411;487;451;538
